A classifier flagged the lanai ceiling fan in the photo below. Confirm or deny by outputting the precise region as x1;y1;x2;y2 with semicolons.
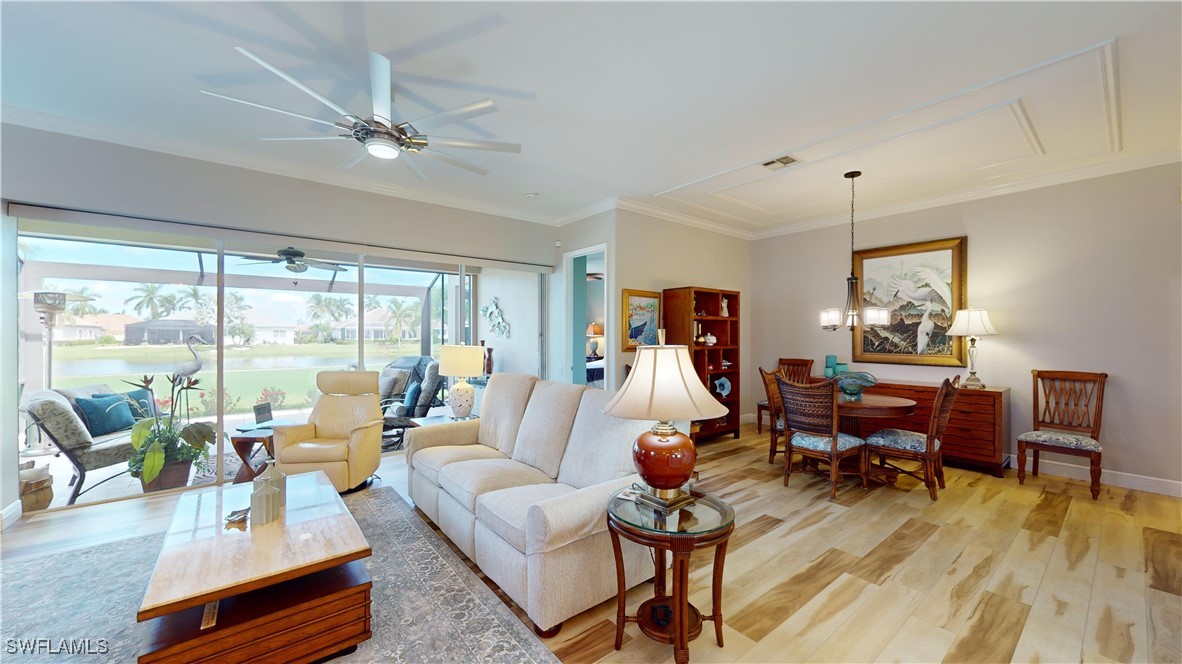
201;47;521;177
241;247;346;273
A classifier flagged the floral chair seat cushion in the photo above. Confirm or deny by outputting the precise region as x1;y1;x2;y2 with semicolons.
1017;430;1102;452
866;428;938;453
791;431;864;452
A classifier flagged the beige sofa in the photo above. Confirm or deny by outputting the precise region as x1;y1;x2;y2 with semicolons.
406;373;656;635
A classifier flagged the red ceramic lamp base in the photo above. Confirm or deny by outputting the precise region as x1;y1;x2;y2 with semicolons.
633;428;696;499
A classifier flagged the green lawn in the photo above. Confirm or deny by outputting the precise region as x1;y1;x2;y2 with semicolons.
52;341;427;414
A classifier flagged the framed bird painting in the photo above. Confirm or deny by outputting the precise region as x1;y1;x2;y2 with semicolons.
853;236;967;366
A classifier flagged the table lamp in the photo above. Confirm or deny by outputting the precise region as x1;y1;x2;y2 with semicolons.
602;337;727;511
439;344;485;419
586;322;604;358
946;308;999;389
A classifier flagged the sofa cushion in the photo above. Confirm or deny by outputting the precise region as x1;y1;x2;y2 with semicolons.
278;438;350;463
476;483;576;552
20;390;93;451
75;434;135;470
415;444;508;485
478;374;538;455
439;458;554;511
557;388;656;489
511;381;586;478
76;394;135;436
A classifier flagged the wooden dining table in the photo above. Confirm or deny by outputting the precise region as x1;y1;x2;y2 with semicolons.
836;394;917;483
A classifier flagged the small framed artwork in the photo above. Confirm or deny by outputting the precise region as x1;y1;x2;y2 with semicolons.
853;236;967;366
621;289;661;351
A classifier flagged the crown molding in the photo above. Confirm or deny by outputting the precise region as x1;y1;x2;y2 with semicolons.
1;106;556;226
614;199;754;240
751;150;1182;240
553;198;618;226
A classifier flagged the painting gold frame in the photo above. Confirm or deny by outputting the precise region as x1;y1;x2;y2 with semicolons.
853;236;967;366
621;289;661;352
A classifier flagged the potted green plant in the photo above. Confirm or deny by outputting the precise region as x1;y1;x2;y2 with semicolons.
126;374;215;492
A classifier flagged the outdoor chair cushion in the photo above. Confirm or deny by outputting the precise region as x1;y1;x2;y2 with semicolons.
866;428;938;453
74;434;135;469
378;368;411;404
791;431;865;452
1017;430;1102;451
20;390;93;451
76;394;136;436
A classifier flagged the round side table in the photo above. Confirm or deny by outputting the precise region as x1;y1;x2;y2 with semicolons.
607;489;734;664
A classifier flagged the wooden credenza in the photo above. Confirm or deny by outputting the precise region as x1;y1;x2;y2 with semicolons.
854;381;1010;477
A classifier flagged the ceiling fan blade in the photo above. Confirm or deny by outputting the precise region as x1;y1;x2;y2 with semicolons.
419;149;489;176
303;258;347;272
341;148;369;170
200;90;340;128
406;99;496;131
234;47;358;122
260;136;351;141
402;154;427;180
239;259;284;265
369;51;393;127
425;137;521;153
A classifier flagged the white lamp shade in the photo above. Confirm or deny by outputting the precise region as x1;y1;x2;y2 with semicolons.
863;307;891;327
586;322;603;337
946;309;999;337
602;345;728;421
438;344;485;377
819;308;843;328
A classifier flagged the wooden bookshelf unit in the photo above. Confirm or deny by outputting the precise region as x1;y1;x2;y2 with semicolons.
662;286;741;442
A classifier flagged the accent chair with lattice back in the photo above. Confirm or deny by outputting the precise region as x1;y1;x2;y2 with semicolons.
1017;370;1109;499
756;358;815;434
866;376;960;501
775;376;868;500
759;366;789;464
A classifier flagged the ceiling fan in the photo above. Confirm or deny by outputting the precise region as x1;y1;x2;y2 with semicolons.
201;47;521;177
241;247;346;273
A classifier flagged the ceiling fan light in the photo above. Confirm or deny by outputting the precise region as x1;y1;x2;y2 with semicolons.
365;136;400;160
286;262;309;273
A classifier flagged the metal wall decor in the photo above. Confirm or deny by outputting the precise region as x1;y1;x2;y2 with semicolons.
480;297;510;338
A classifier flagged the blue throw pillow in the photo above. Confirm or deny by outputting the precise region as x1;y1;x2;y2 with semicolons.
120;389;155;420
403;382;422;410
76;394;136;436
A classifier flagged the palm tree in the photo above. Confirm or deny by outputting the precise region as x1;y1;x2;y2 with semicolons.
66;287;104;317
306;294;332;324
364;294;383;312
326;296;355;322
384;297;419;340
124;283;166;319
157;293;179;319
177;286;213;325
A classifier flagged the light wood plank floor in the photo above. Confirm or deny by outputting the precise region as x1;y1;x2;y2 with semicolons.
4;425;1180;663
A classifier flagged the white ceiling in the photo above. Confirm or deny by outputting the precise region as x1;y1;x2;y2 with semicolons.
3;2;1179;238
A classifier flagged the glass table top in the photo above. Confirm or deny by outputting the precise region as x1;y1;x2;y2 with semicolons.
608;488;734;536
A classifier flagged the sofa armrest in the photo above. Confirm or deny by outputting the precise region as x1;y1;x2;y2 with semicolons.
525;474;641;555
272;423;315;456
405;419;480;468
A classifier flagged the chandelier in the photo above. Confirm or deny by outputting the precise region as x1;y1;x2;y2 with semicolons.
820;171;890;331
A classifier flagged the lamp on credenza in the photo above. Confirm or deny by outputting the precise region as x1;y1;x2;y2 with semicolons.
439;344;485;419
586;322;603;358
946;309;999;389
602;332;727;512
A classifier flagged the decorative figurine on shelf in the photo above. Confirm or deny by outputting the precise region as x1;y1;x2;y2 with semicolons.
721;298;729;318
695;323;706;345
703;332;717;346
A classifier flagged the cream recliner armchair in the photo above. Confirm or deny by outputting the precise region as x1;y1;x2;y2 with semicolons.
273;371;383;492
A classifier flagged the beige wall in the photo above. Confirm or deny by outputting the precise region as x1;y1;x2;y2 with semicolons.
614;209;752;391
0;125;558;267
751;163;1182;484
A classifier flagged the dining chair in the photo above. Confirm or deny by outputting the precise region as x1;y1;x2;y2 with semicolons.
759;366;789;464
1017;370;1109;499
866;376;960;500
775;377;868;500
777;358;815;383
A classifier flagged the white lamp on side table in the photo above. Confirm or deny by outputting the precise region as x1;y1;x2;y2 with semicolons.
439;344;485;419
947;309;999;389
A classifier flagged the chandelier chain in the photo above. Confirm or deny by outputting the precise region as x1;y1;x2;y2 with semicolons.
849;175;856;274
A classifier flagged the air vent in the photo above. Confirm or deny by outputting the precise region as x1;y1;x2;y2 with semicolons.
762;155;799;171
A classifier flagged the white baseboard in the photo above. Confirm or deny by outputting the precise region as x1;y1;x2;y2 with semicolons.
2;500;21;530
740;412;756;425
1006;454;1182;498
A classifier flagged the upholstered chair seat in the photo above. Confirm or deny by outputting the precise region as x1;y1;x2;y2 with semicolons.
1016;430;1101;452
274;371;383;492
791;431;864;452
866;429;941;454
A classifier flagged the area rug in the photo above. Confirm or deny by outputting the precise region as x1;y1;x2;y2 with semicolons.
1;486;558;664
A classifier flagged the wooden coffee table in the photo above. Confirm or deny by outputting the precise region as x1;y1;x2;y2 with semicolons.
137;471;372;663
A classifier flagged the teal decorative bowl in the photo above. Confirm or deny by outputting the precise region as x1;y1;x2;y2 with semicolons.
834;371;877;401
